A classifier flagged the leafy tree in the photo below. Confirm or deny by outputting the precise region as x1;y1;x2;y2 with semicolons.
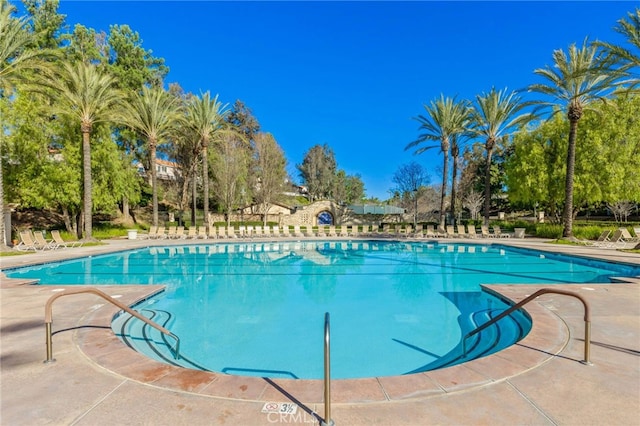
23;0;66;50
407;95;470;228
596;8;640;89
529;39;623;237
470;87;530;226
121;86;181;226
46;61;122;239
184;92;229;224
64;24;105;65
226;99;260;142
297;144;337;201
252;132;286;225
0;0;57;247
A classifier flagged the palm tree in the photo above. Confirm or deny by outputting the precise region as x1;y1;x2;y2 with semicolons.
528;39;622;238
48;61;122;239
0;0;55;248
184;92;228;225
121;86;181;226
470;87;531;227
406;95;470;229
596;8;640;89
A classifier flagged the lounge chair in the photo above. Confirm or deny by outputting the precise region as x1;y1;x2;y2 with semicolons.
338;226;349;237
425;225;436;238
216;226;226;239
633;227;640;240
263;226;272;238
413;224;423;238
51;230;83;248
360;225;369;237
154;226;167;239
207;226;217;239
456;224;468;238
198;226;208;239
186;227;197;239
254;226;264;238
293;225;304;238
349;226;359;237
33;231;58;249
141;225;158;239
227;226;238;239
327;226;337;237
492;226;510;238
303;225;315;237
466;225;478;238
446;225;457;238
167;226;177;239
480;226;495;238
316;226;327;237
271;226;282;237
619;228;638;243
603;230;626;248
16;230;40;251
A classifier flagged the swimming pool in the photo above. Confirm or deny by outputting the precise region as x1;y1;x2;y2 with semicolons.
7;241;640;379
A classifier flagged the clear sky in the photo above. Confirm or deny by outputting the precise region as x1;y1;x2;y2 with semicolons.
50;1;635;200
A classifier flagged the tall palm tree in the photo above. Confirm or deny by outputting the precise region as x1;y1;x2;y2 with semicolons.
0;0;55;248
406;95;470;229
596;8;640;89
121;86;181;226
184;92;228;225
470;87;531;227
528;39;622;237
48;61;122;239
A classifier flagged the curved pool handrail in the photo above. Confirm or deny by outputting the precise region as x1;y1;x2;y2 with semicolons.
44;287;180;363
462;288;591;365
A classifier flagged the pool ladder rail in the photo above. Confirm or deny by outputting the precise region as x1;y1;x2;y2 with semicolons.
462;288;592;365
43;288;180;363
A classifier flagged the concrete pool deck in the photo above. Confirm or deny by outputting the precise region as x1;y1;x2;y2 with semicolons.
1;237;639;425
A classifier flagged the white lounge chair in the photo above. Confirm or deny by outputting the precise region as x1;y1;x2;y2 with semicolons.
51;230;83;248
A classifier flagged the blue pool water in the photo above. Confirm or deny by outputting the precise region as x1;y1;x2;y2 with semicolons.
6;241;639;379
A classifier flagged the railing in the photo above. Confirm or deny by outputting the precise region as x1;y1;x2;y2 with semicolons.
44;288;180;363
463;288;592;365
321;312;335;426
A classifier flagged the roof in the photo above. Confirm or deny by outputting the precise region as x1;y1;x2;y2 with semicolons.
347;204;405;215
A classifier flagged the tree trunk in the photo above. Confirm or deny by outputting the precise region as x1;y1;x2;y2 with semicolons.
61;206;73;233
202;143;209;225
191;172;197;226
150;141;158;226
81;127;93;239
451;141;459;226
562;118;579;238
483;147;493;227
122;196;131;223
0;152;7;249
439;151;449;229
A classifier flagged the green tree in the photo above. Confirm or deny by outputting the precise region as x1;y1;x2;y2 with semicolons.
297;144;337;201
406;95;470;228
528;39;622;237
596;8;640;89
46;61;122;239
211;135;249;226
470;87;530;226
121;86;181;226
184;92;229;225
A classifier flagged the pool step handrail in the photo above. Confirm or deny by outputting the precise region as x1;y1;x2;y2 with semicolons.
462;288;591;365
44;287;180;363
322;312;335;426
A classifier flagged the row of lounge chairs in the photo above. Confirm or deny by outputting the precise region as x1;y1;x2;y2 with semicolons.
583;228;640;248
15;230;83;251
139;224;512;240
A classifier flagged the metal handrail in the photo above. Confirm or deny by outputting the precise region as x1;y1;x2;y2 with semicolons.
321;312;335;426
463;288;592;365
44;287;180;363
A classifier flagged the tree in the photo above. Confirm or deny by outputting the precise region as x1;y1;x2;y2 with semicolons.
528;39;622;237
406;95;470;228
47;61;122;239
470;87;531;226
184;92;229;225
391;162;430;226
297;144;337;200
252;132;286;225
121;86;181;226
211;135;249;226
463;190;484;221
0;0;57;248
596;8;640;89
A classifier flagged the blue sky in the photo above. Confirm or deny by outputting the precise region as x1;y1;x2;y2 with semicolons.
51;1;636;199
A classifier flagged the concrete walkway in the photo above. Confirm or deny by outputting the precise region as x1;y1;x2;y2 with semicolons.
1;237;639;425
